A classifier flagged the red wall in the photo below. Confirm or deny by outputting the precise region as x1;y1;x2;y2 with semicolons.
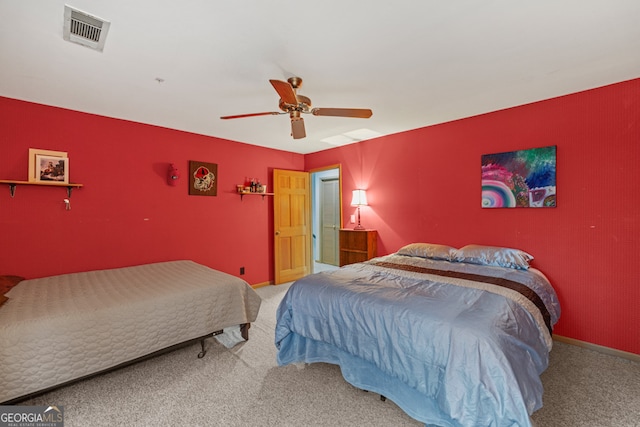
2;78;638;355
306;78;640;355
0;97;304;285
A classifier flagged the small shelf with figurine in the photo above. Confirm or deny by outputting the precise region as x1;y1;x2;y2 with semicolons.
237;179;273;200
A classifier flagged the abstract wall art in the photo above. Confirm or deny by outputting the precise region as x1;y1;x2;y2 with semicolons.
481;146;556;208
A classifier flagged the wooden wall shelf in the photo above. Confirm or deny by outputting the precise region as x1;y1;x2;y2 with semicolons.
238;191;274;200
0;180;83;198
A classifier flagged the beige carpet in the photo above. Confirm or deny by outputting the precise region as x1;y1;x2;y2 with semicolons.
18;282;640;426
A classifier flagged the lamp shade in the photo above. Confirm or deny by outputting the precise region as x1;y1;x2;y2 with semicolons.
351;189;368;206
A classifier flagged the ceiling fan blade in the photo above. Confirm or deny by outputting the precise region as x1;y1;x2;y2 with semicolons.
220;112;281;120
270;79;298;105
291;117;306;139
311;108;373;118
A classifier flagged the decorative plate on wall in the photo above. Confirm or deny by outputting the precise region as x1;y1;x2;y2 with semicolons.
189;160;217;197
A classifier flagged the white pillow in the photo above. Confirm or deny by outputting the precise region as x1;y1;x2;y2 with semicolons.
453;244;533;270
397;243;457;261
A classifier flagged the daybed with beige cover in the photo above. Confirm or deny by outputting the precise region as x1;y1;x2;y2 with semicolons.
0;260;261;403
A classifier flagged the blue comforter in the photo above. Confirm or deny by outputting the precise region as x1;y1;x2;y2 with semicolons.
275;254;560;427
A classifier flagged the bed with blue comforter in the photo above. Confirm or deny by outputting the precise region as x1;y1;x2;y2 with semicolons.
275;243;560;427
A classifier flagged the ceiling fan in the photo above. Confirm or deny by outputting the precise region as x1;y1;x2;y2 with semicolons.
220;77;373;139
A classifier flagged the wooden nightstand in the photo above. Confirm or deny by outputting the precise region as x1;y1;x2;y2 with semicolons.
339;229;378;266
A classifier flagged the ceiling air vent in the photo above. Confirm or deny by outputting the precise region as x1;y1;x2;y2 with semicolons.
63;5;110;52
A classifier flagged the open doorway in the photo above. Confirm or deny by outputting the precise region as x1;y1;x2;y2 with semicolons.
311;166;342;274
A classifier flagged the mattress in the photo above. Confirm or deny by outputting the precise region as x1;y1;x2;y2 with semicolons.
0;260;261;403
276;253;560;427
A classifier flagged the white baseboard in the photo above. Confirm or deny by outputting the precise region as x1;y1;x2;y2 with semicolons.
553;335;639;363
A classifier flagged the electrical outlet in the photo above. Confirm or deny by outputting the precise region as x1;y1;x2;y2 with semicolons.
240;267;245;275
350;215;356;224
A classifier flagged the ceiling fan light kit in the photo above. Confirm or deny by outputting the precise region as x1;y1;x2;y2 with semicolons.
220;77;372;140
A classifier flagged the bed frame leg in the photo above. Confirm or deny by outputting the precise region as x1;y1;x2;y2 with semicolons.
240;323;250;340
361;389;386;402
197;325;250;359
197;339;207;358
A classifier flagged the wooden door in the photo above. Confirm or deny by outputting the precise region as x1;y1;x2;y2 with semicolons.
274;169;311;284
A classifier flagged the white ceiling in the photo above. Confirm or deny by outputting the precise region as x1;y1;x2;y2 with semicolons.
1;1;639;155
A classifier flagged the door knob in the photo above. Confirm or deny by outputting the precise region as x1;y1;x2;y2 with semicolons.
275;231;280;235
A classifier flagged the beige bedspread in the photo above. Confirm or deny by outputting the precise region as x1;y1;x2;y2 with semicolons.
0;260;261;403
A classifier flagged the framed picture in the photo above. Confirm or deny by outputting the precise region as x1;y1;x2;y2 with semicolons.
481;145;556;208
35;154;69;184
189;160;217;196
28;148;67;182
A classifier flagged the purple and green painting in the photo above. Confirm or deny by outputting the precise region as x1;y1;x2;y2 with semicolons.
481;146;556;208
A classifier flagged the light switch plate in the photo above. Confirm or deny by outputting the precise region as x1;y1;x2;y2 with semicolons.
350;215;356;224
